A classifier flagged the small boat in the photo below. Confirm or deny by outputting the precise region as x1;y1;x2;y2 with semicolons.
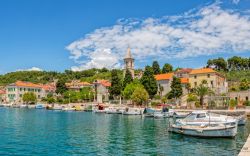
20;104;28;108
106;107;121;114
52;105;62;110
27;105;36;109
173;112;190;118
93;104;107;113
169;111;238;138
12;104;20;108
35;104;44;109
62;106;75;111
169;124;237;138
143;108;155;117
123;107;142;115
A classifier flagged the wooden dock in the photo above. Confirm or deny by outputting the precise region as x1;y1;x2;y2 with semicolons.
238;134;250;156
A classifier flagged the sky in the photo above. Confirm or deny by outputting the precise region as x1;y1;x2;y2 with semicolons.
0;0;250;74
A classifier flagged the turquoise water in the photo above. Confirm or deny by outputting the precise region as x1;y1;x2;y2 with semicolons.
0;107;249;156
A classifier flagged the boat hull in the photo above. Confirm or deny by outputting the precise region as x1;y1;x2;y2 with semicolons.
169;125;237;138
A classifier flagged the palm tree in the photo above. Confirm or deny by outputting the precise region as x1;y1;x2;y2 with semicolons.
194;84;213;107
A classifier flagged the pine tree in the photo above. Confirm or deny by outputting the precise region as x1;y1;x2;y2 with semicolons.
110;69;122;98
152;61;161;74
140;66;158;99
123;69;133;89
162;63;173;73
168;77;183;99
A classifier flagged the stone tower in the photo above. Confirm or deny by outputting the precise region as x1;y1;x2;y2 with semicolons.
124;47;135;78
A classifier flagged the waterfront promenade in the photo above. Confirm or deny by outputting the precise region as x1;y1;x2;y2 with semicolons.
239;134;250;156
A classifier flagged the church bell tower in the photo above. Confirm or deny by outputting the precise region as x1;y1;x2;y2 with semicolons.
124;47;135;78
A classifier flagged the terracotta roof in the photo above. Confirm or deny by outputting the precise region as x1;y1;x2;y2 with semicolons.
94;80;111;87
41;84;56;91
65;80;92;88
175;68;192;74
189;68;216;75
13;81;42;88
155;73;174;81
180;78;189;84
0;90;5;94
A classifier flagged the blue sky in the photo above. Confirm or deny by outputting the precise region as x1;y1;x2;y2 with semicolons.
0;0;250;74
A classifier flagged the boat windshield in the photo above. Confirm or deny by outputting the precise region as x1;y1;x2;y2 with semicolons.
185;113;197;120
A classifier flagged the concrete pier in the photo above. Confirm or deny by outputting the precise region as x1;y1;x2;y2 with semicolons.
238;134;250;156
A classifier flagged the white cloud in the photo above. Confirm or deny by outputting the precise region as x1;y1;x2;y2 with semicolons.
17;67;43;72
67;2;250;70
232;0;240;4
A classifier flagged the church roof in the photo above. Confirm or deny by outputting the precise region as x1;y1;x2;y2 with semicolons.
124;47;133;59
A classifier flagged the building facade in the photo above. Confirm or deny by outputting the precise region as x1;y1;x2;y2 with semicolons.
6;81;56;103
189;68;228;94
93;80;111;103
65;80;92;91
155;73;174;96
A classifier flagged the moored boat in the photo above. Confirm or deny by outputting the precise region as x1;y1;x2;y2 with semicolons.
123;107;142;115
35;104;44;109
169;111;238;138
173;111;190;118
169;124;237;138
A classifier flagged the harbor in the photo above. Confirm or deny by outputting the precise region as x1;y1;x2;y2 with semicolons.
0;107;250;156
0;106;250;155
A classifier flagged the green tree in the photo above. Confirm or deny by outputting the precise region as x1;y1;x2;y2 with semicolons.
162;63;173;73
123;69;133;89
167;77;182;100
207;57;227;71
22;92;37;104
110;69;122;98
140;66;158;99
122;80;144;99
239;79;250;91
131;87;149;105
152;61;161;74
56;78;68;94
194;84;213;106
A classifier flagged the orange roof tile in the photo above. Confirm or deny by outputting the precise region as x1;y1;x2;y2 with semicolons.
180;78;189;84
14;81;42;88
0;90;5;94
94;80;111;87
155;73;174;81
189;68;216;75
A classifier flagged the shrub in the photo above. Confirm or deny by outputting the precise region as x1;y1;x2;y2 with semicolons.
229;99;237;108
243;101;250;106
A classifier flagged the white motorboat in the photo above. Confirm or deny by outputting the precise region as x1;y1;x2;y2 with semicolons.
27;105;36;109
173;112;190;118
169;124;237;138
123;107;142;115
153;111;165;118
106;107;121;114
93;104;108;113
20;104;28;108
176;111;238;126
62;107;75;111
169;111;238;138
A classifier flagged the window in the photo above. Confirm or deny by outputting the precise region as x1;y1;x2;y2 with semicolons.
194;75;197;79
194;82;197;87
211;81;214;88
246;96;249;101
207;74;210;78
197;113;206;118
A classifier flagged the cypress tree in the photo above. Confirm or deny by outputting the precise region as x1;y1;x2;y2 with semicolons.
140;66;158;99
123;69;133;89
168;77;183;99
110;69;122;98
152;61;161;74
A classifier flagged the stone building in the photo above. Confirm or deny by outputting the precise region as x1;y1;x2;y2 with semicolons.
123;47;135;78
